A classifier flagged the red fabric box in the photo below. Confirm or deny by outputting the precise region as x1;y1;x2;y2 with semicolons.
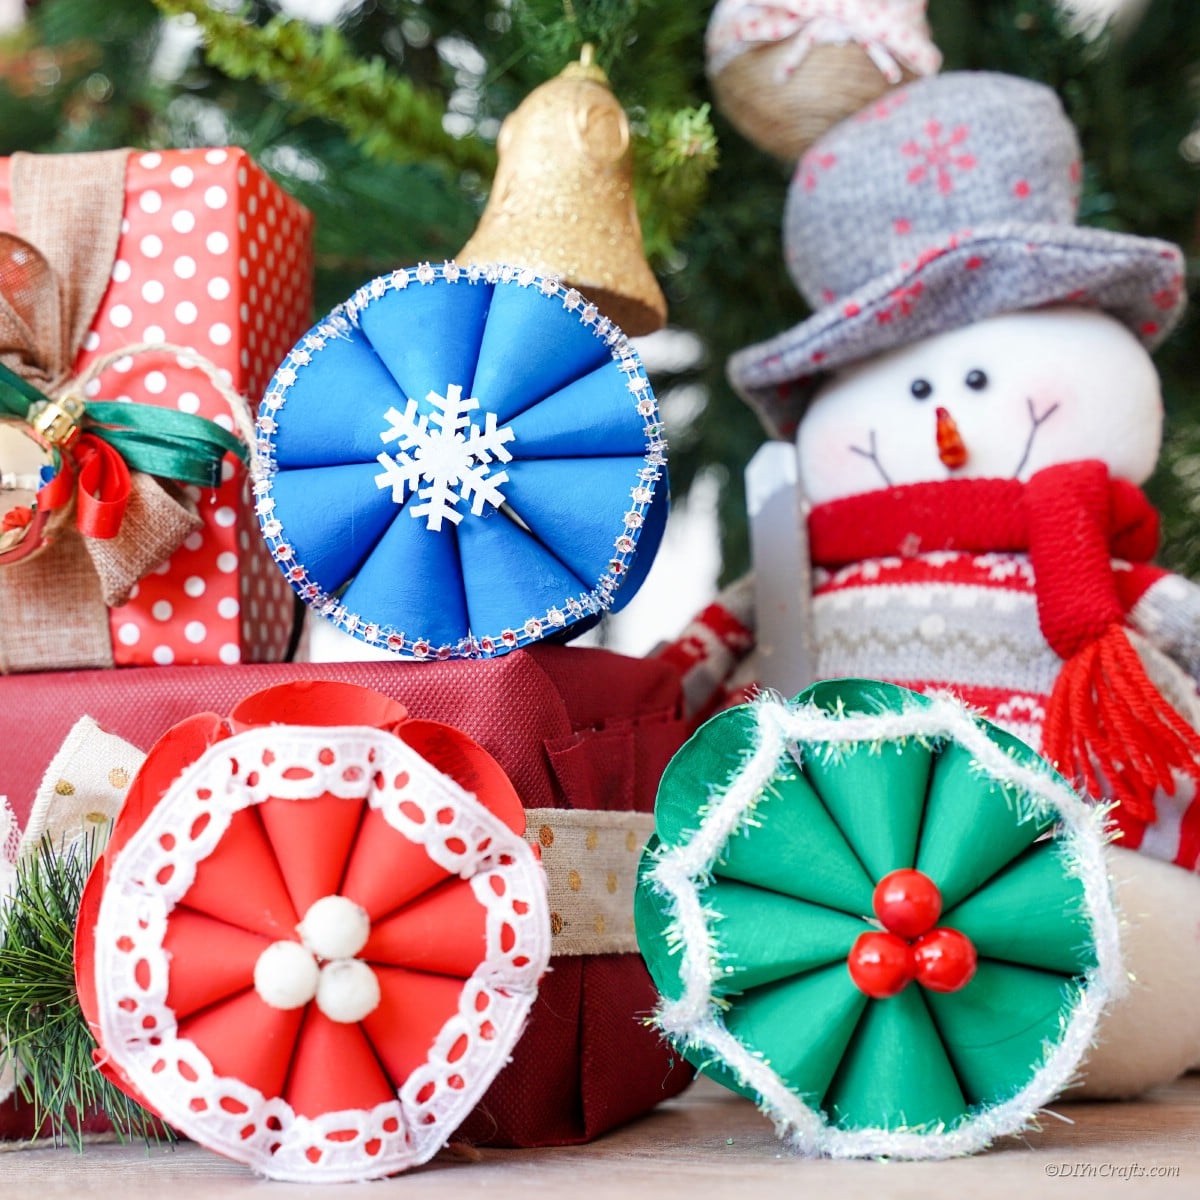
0;148;312;669
0;646;693;1148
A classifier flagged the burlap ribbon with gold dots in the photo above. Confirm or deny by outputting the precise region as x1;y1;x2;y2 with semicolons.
24;717;655;958
0;150;202;674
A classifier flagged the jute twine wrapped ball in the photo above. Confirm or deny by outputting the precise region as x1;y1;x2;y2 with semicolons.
705;1;941;162
711;39;914;162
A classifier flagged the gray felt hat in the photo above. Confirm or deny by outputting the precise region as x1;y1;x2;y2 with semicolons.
729;71;1187;439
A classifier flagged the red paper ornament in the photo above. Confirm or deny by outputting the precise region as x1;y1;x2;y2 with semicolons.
872;868;943;940
913;927;979;994
847;931;914;998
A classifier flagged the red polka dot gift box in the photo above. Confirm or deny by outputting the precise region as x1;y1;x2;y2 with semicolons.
0;148;312;673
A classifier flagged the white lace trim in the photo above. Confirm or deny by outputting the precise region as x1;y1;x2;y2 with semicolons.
92;724;550;1182
644;691;1124;1159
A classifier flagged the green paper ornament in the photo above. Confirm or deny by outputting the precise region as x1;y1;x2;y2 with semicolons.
635;679;1123;1159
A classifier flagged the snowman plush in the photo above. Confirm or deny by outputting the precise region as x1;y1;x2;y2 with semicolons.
670;71;1200;1098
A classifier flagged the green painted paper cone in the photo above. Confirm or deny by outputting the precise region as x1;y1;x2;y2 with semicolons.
706;879;868;992
923;960;1077;1107
799;680;934;882
725;962;868;1103
633;842;686;1003
714;764;877;915
826;987;967;1131
799;738;932;885
944;842;1095;975
656;708;759;844
916;739;1054;909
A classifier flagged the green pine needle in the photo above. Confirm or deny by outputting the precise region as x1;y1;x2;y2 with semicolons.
151;0;497;178
0;835;166;1148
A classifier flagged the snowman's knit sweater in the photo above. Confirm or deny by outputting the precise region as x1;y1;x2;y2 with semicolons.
812;549;1152;747
660;474;1200;874
809;551;1200;872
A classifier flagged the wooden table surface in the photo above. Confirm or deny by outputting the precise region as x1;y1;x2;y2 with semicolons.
2;1074;1197;1198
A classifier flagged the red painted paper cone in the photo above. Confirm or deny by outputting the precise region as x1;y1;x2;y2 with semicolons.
363;877;488;977
180;990;304;1101
285;1011;396;1119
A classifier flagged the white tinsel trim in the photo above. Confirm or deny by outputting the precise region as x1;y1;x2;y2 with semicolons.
648;690;1123;1159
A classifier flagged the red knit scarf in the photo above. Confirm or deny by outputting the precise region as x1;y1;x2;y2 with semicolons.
808;460;1200;825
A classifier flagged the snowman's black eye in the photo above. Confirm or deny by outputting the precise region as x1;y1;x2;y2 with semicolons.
965;369;989;391
910;378;933;400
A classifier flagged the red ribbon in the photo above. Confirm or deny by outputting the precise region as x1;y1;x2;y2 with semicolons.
33;433;131;541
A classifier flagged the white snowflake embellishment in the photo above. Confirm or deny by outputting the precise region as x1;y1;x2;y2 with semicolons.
374;384;516;532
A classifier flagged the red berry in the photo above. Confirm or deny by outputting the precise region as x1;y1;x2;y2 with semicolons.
873;869;943;939
913;928;978;993
847;932;914;998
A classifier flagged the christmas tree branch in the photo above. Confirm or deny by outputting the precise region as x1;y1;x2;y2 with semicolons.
150;0;496;177
0;835;165;1147
635;103;719;264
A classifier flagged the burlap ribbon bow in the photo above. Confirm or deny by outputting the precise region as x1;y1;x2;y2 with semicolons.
0;151;233;674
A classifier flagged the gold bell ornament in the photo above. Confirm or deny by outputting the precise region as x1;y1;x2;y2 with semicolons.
458;45;667;337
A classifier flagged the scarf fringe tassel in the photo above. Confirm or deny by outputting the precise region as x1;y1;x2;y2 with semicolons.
1043;624;1200;825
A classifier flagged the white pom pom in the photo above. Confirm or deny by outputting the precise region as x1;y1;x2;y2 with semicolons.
254;941;319;1010
316;959;381;1023
298;894;371;960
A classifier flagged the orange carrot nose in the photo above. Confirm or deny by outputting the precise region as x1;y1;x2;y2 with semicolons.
936;406;968;469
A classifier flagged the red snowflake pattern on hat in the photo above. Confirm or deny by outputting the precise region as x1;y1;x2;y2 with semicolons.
902;121;976;195
876;280;925;323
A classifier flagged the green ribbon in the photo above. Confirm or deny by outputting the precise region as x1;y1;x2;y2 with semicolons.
0;360;247;489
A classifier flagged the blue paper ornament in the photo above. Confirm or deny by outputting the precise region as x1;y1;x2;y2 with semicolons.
256;261;669;659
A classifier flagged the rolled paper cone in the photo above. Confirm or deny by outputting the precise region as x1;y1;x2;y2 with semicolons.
705;879;867;992
924;961;1078;1107
101;713;226;872
180;807;299;939
397;720;525;833
164;907;270;1020
801;684;933;881
356;277;492;410
713;764;877;916
655;707;758;843
270;326;401;467
245;464;399;602
725;962;868;1104
633;846;685;1004
466;280;612;424
917;738;1054;910
456;512;590;639
229;678;407;732
507;364;649;457
944;841;1095;975
179;990;304;1101
285;1009;397;1119
362;876;488;977
827;986;967;1130
502;455;652;583
362;966;469;1087
341;505;469;647
610;482;669;611
257;793;366;918
339;807;450;922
